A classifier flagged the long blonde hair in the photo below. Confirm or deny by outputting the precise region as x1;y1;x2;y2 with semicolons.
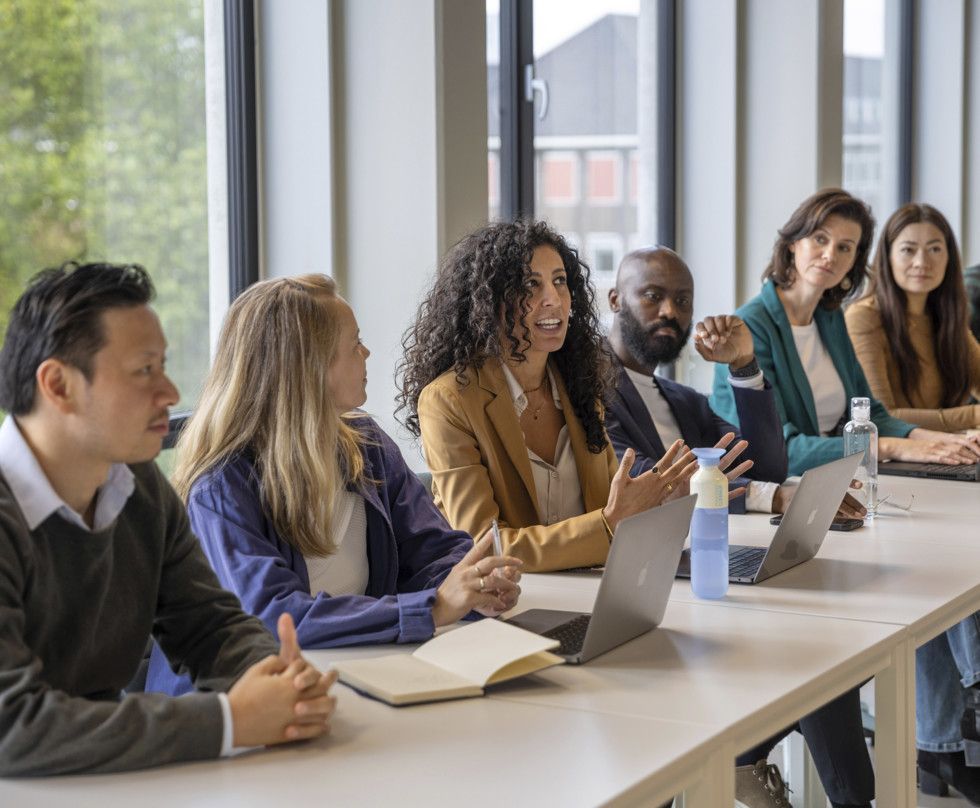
172;274;366;556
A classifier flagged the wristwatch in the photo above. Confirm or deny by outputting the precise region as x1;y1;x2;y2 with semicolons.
729;357;760;378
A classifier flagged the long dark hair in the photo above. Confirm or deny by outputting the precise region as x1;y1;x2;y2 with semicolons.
397;220;611;453
870;203;971;407
762;188;875;311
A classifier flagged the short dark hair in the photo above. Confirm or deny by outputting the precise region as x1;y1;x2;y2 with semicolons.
762;188;876;311
0;261;155;415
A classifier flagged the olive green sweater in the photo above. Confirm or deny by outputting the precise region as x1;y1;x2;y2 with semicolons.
0;462;278;776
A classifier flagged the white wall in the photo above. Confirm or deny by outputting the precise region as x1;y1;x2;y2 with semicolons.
676;0;843;393
967;0;980;266
253;0;980;419
331;0;488;466
254;1;488;467
258;0;333;280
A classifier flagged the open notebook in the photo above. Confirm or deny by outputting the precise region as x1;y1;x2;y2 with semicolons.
332;618;564;706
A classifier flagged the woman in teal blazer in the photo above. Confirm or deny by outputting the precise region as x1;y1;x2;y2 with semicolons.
711;191;979;477
713;278;914;475
712;188;980;799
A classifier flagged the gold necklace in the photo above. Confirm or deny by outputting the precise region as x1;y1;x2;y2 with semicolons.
523;379;550;421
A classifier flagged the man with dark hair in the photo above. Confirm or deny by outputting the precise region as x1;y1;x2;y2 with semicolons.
605;247;873;808
0;262;337;776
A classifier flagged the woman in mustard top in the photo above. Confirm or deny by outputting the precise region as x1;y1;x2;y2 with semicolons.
846;203;980;432
398;220;700;574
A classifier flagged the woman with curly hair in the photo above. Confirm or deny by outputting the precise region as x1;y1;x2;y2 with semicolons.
846;203;980;432
398;220;696;573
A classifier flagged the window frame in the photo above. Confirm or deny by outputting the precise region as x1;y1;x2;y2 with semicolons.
495;1;674;233
167;0;261;435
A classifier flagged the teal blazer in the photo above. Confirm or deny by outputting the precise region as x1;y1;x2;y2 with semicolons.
710;281;915;475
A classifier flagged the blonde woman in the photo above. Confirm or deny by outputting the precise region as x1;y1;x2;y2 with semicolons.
146;275;521;696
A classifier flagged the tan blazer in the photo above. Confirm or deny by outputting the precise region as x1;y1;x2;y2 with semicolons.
418;361;619;572
845;297;980;431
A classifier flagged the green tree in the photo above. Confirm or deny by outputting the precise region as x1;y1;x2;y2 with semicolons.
0;0;210;411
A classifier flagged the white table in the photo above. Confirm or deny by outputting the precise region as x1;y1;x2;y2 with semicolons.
663;474;980;806
496;581;906;806
2;477;971;807
0;674;724;808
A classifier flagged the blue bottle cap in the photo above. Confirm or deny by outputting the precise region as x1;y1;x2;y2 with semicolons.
691;447;725;465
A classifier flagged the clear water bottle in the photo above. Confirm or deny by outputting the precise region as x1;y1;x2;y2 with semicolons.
690;447;729;599
843;396;878;519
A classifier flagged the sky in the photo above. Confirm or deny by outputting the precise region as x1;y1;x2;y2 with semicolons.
487;0;884;61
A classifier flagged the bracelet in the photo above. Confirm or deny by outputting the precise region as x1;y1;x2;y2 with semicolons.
729;357;760;378
599;510;614;540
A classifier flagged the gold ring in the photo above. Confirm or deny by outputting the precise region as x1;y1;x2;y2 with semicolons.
665;482;673;492
479;577;486;592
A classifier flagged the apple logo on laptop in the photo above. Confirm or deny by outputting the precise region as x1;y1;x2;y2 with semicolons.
637;564;649;588
806;508;818;526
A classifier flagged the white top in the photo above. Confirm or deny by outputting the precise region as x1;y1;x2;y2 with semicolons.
304;490;369;596
500;362;586;524
623;367;683;448
620;369;778;513
791;322;847;434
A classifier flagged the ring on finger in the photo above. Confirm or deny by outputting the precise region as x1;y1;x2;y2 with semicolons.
478;576;486;592
665;482;673;492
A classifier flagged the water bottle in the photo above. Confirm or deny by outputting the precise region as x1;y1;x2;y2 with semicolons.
843;396;878;519
690;447;729;599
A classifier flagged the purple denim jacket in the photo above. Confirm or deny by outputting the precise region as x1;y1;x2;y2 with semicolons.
145;416;470;696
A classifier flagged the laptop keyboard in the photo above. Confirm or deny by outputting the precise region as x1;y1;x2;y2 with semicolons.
911;463;975;475
542;614;592;656
728;545;767;578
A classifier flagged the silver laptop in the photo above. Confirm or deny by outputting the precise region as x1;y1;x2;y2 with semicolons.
676;452;863;585
506;494;696;664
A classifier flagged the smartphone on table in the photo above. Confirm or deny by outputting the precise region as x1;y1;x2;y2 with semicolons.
769;514;864;531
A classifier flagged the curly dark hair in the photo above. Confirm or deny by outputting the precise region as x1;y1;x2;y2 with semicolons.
762;188;876;311
397;220;612;453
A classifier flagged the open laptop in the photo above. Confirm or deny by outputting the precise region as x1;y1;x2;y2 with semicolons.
506;494;696;664
879;460;980;482
676;452;863;585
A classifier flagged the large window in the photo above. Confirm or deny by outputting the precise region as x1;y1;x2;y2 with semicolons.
488;0;659;322
842;0;886;218
0;0;215;410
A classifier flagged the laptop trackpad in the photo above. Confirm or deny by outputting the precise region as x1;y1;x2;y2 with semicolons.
507;608;587;635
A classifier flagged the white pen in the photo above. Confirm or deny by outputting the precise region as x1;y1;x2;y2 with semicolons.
491;518;503;557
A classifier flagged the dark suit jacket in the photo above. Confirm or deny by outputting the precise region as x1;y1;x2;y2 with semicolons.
605;360;787;514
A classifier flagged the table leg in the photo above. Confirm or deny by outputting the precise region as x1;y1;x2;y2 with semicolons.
682;743;734;808
874;640;915;807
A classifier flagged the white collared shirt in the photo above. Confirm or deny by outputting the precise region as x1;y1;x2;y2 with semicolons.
0;416;134;531
0;415;241;756
499;362;586;524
